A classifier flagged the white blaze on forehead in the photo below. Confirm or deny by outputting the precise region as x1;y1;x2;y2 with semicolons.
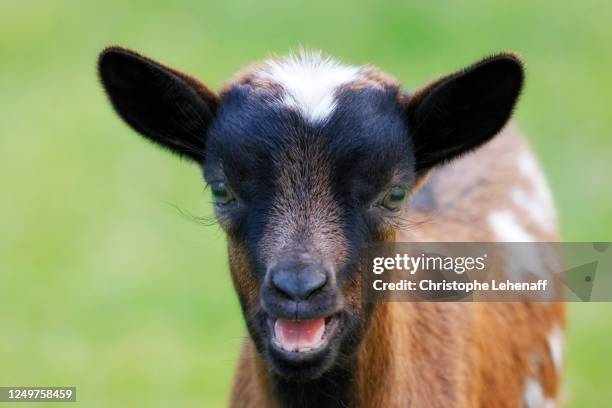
257;51;361;123
547;324;565;372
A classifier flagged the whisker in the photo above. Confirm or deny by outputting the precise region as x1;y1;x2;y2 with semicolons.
163;201;219;227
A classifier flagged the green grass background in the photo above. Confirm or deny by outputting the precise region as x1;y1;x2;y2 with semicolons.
1;0;611;406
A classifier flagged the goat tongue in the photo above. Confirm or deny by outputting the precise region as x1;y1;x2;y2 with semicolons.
274;318;325;352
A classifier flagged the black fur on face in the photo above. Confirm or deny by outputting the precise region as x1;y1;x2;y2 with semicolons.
98;47;524;386
204;82;414;380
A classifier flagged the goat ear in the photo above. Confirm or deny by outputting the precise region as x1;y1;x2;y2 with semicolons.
405;54;524;174
98;46;219;162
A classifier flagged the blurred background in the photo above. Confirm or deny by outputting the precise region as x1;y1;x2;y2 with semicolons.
1;0;611;406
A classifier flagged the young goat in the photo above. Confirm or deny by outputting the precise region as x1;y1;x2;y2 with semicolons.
99;47;565;407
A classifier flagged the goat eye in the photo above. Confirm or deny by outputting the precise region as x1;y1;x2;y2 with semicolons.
379;187;406;211
210;181;235;205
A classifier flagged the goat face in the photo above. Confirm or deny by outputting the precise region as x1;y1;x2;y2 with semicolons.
98;48;523;380
206;69;414;379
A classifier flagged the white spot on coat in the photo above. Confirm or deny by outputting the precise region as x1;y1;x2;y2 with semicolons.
488;211;552;281
523;378;556;408
547;324;564;372
512;152;557;232
488;210;535;242
258;50;360;123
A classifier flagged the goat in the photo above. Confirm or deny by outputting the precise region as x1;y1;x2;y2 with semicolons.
98;47;565;407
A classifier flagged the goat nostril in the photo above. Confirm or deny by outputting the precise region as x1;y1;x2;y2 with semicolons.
271;268;328;300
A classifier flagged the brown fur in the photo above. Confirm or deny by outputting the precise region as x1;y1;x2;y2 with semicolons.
345;67;402;90
228;240;261;311
229;124;565;407
261;141;349;270
220;62;281;96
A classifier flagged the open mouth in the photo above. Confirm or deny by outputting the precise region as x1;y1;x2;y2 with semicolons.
270;315;338;354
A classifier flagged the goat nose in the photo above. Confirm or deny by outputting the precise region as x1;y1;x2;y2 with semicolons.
270;260;328;301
